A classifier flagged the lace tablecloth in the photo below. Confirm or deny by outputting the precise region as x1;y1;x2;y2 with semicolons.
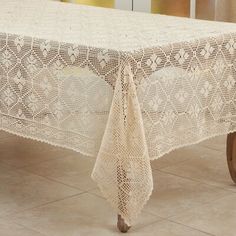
1;0;236;225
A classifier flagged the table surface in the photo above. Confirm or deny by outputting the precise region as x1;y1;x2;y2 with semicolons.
1;0;236;51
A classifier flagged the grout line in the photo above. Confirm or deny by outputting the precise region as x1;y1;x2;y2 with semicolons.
151;144;225;172
14;222;49;236
132;218;166;231
6;192;86;220
157;168;236;193
0;149;83;170
20;164;95;192
163;193;236;222
167;219;215;236
0;164;85;192
199;143;226;152
0;150;60;170
151;158;191;171
86;189;105;200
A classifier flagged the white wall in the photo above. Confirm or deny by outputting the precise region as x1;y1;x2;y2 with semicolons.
133;0;151;12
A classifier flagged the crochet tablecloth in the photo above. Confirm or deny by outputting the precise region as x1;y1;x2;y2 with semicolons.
1;0;236;225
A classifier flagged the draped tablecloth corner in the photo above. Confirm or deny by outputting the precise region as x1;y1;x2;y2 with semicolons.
91;61;153;226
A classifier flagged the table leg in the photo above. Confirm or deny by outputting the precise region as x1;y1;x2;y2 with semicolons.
227;132;236;183
117;214;131;233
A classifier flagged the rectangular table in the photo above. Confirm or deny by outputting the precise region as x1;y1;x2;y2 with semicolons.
1;0;236;232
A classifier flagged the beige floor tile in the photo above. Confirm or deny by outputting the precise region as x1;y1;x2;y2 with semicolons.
127;220;212;236
0;168;80;217
0;163;36;186
0;129;234;235
23;155;96;191
0;219;45;236
151;141;223;170
181;143;223;158
144;170;232;218
0;161;15;173
0;133;76;168
161;150;236;191
11;193;161;236
170;194;236;236
151;145;215;170
200;135;226;152
0;131;14;140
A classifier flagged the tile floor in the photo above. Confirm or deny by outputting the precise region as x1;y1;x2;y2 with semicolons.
0;131;235;236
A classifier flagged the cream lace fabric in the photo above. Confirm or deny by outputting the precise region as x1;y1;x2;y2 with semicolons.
1;0;236;226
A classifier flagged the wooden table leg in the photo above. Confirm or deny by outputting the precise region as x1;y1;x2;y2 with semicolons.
117;214;131;233
227;132;236;183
